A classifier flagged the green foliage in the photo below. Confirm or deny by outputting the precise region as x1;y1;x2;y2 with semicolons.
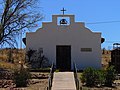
95;70;106;86
13;67;31;87
104;66;116;87
80;66;116;87
55;69;59;72
81;67;96;87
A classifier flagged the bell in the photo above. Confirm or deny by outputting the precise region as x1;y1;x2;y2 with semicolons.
60;19;67;24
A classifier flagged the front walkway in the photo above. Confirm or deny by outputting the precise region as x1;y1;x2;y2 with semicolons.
51;72;76;90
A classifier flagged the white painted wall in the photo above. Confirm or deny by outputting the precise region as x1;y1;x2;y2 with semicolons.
26;14;101;70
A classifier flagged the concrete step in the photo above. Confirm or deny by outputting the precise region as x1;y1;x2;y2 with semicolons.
51;72;76;90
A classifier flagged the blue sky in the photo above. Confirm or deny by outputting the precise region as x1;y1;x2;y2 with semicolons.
23;0;120;49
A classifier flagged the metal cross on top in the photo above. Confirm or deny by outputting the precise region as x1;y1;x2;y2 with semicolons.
61;8;66;15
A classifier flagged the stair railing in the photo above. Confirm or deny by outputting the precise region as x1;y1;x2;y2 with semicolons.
73;62;80;90
47;62;54;90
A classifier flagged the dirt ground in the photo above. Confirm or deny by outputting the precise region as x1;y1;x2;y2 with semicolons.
0;72;49;90
0;79;48;90
24;79;48;90
81;87;119;90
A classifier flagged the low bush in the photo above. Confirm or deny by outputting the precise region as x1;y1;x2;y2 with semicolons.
55;69;59;72
80;66;116;87
80;67;96;87
13;66;31;87
104;66;116;87
95;70;106;86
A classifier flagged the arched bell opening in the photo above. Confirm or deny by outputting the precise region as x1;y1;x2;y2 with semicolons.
57;17;70;25
60;19;68;24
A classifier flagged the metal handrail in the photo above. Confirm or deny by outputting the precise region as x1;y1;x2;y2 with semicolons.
73;62;80;90
47;62;54;90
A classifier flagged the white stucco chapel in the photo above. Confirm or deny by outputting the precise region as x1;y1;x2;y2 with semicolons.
26;9;102;70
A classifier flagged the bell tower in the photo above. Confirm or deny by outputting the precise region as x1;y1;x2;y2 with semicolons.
60;8;68;25
59;8;68;25
52;8;75;25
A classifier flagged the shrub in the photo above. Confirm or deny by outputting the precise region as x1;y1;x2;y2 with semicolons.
104;66;116;87
55;69;59;72
80;66;116;87
81;67;96;87
27;48;50;68
26;48;36;62
13;66;31;87
95;70;106;86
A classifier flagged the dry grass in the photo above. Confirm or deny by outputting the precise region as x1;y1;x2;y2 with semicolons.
0;48;26;70
102;50;111;69
0;48;25;62
0;49;111;70
0;49;50;90
0;49;118;90
0;48;111;67
0;61;15;70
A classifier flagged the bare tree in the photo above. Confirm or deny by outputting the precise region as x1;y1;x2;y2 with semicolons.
0;0;43;47
26;48;49;68
26;48;36;62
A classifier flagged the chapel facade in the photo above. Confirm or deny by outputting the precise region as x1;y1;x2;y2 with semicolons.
26;10;102;70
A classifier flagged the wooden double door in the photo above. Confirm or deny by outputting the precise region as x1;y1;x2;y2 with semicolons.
56;45;71;71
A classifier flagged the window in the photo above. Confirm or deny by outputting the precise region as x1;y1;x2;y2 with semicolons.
81;48;92;52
